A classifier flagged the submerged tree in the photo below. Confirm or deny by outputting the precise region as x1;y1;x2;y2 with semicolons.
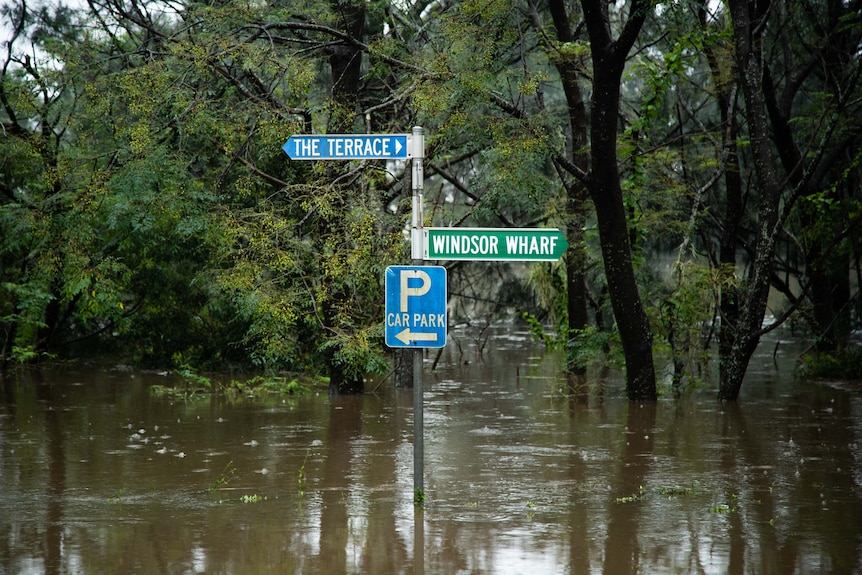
578;0;657;399
717;0;862;400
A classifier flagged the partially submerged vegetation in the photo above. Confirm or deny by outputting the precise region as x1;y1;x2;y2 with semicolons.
3;0;861;400
149;372;328;400
798;347;862;382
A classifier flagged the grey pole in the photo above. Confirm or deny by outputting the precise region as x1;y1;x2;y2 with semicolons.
411;126;425;499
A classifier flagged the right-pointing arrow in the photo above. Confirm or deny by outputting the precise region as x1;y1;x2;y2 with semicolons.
395;329;438;345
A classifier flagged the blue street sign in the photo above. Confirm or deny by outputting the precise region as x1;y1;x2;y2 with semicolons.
283;134;411;160
385;266;447;348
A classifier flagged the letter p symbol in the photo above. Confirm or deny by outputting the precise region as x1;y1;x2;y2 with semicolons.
400;269;431;312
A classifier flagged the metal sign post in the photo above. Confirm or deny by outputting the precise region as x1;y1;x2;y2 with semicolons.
285;126;433;504
410;126;426;500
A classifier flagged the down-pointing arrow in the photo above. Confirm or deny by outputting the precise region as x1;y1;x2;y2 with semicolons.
395;329;438;345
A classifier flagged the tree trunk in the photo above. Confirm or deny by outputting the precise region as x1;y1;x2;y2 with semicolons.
328;361;364;395
325;0;367;394
327;0;364;133
547;0;589;377
698;0;745;392
580;0;656;400
719;0;784;400
395;349;415;388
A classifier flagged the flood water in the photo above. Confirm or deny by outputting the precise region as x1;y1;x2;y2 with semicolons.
1;327;861;575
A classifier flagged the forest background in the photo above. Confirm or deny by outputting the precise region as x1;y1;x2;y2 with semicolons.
2;0;861;400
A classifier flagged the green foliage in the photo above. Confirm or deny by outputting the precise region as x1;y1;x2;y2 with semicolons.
1;0;409;378
209;460;237;492
649;259;718;392
567;326;625;371
174;360;213;389
615;485;645;504
519;308;555;346
256;377;312;395
4;0;861;397
414;488;426;507
296;449;310;496
798;349;862;380
149;373;322;400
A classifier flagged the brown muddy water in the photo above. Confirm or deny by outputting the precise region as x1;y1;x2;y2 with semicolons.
1;327;861;575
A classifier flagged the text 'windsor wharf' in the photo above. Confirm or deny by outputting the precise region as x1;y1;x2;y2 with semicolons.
429;231;561;257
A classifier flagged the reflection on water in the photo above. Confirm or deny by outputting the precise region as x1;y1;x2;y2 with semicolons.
1;328;861;574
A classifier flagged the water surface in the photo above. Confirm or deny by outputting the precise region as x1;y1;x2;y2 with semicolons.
1;329;860;574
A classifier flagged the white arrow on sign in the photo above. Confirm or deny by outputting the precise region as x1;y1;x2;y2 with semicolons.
395;328;439;345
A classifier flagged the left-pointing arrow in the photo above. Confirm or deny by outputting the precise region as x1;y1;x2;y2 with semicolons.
395;329;438;345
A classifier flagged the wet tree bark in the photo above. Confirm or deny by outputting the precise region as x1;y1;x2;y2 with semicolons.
697;0;745;394
580;0;656;400
719;0;783;400
395;348;415;388
327;0;364;132
546;0;590;379
324;0;367;394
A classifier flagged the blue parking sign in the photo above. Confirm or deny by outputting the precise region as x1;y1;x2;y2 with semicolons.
385;266;447;348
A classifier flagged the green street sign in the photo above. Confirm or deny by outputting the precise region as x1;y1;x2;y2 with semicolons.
422;228;568;261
